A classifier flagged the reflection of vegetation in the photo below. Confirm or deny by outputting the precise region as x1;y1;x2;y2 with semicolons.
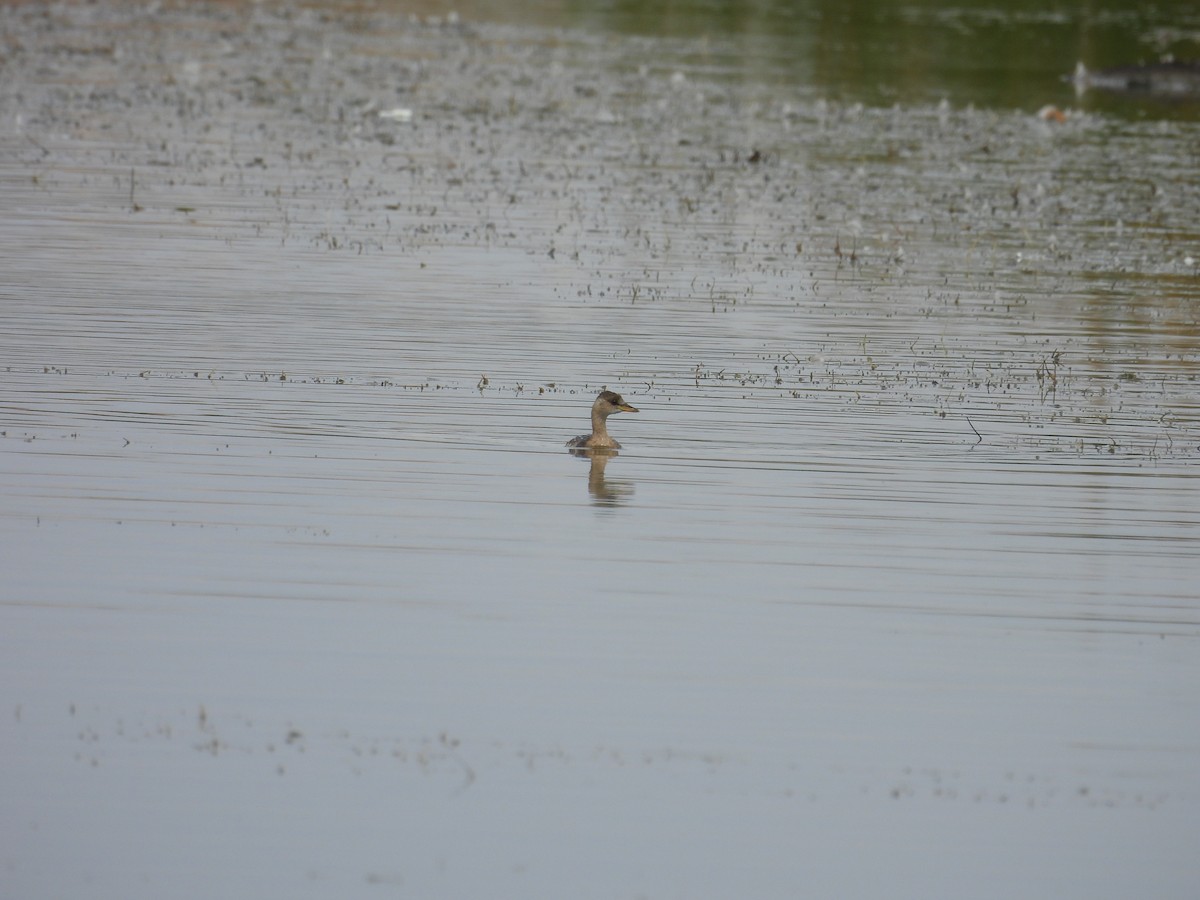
552;0;1200;114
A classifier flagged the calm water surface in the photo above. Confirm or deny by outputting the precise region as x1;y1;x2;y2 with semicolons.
2;2;1198;898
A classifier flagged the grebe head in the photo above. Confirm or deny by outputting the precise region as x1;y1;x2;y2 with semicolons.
594;390;639;417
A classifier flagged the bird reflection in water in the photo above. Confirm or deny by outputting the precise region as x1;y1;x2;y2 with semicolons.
569;446;635;506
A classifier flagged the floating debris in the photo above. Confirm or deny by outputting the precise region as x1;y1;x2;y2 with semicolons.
378;107;414;122
1071;60;1200;95
1036;104;1067;123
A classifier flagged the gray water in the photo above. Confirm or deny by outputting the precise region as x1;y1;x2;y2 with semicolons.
2;2;1199;898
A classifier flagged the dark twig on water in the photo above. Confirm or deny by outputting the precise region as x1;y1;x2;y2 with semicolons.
26;133;49;157
965;414;982;444
129;167;142;213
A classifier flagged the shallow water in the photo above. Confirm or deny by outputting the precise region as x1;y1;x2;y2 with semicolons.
2;2;1199;898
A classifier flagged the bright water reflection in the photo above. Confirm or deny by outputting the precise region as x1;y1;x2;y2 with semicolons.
1;2;1198;898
